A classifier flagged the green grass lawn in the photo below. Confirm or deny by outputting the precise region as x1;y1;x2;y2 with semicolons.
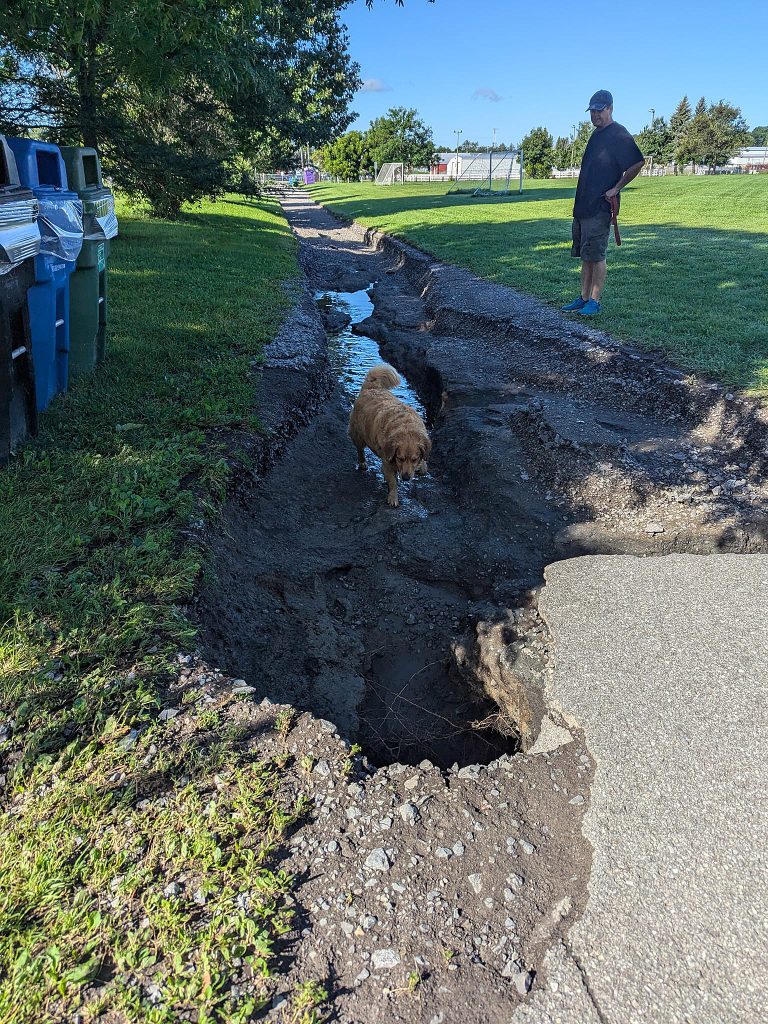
309;175;768;395
0;196;311;1022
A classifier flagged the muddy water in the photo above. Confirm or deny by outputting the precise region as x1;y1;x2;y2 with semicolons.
316;286;431;519
316;286;427;417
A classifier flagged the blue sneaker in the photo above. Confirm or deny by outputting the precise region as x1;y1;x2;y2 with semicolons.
578;299;602;316
561;296;587;311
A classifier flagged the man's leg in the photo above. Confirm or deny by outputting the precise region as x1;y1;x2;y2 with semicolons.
589;259;607;301
580;260;593;300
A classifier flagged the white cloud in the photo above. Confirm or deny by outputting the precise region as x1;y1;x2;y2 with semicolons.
360;78;392;93
472;87;503;103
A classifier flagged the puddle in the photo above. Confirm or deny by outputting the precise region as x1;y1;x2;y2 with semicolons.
316;286;431;518
315;286;427;418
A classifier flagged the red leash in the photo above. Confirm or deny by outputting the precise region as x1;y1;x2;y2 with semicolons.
609;195;621;246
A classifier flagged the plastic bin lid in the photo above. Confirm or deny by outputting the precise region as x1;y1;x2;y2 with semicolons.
1;135;22;188
60;146;106;195
5;137;71;192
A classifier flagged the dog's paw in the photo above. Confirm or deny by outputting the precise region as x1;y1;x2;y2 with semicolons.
387;492;399;507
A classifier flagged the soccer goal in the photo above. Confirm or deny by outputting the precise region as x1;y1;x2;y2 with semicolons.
448;148;523;196
376;162;405;185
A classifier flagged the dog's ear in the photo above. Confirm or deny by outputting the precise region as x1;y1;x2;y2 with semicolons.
420;436;432;460
381;437;398;464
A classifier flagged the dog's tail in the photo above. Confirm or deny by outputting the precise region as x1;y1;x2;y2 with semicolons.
361;364;400;391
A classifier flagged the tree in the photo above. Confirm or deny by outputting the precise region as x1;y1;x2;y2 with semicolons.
571;121;593;166
552;136;572;171
669;96;692;171
676;96;708;169
521;126;554;179
675;97;749;171
0;1;359;216
636;117;674;165
317;131;371;181
365;107;436;169
700;100;749;169
749;125;768;146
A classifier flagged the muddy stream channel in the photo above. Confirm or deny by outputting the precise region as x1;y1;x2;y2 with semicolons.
195;193;768;1023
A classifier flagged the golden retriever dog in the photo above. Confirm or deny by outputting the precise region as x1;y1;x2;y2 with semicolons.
349;364;431;507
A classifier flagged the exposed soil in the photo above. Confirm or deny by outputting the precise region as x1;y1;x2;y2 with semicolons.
195;191;768;1022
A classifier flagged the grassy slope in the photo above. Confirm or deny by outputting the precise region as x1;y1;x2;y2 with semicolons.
309;176;768;394
0;197;312;1022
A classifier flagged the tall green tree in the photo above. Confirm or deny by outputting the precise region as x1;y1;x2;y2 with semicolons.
0;1;359;216
636;117;674;164
365;107;436;169
749;125;768;146
669;95;692;171
552;135;572;170
676;96;708;168
572;121;593;165
521;126;554;179
317;131;371;181
700;100;749;169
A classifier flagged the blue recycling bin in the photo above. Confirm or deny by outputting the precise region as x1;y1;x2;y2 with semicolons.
5;138;83;412
1;135;41;464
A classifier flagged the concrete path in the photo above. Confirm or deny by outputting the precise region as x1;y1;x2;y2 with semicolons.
515;554;768;1024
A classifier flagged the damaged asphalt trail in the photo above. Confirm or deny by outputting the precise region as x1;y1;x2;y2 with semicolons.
196;191;768;1022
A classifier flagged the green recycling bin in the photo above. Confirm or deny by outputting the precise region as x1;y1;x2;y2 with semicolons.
59;146;118;381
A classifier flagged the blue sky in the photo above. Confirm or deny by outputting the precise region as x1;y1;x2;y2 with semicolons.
342;0;767;146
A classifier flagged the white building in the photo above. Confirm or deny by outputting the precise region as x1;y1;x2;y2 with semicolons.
727;146;768;171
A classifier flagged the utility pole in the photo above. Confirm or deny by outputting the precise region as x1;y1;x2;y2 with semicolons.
454;129;462;181
570;123;577;171
650;108;655;124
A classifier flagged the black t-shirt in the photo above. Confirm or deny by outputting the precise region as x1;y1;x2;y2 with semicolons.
573;122;644;219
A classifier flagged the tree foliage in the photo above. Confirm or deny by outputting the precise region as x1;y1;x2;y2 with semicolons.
0;0;359;216
674;96;748;169
552;136;571;171
572;121;593;166
636;117;674;164
366;107;436;169
521;126;554;178
317;131;371;181
749;125;768;146
699;101;750;168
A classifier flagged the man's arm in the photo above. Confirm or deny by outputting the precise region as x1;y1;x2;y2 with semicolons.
605;159;645;200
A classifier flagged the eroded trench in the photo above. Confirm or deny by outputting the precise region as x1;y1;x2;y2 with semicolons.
199;203;768;774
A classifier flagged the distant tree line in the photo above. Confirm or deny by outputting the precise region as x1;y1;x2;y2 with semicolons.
316;107;437;180
635;96;751;170
520;97;757;179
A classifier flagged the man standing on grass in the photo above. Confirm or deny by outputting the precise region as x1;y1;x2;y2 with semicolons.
562;90;645;316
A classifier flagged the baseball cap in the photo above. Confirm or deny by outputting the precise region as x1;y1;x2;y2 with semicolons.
587;90;613;111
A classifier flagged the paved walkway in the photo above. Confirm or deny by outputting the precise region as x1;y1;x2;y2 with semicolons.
514;554;768;1024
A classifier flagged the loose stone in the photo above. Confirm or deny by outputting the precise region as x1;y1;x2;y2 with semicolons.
365;848;391;872
372;949;401;970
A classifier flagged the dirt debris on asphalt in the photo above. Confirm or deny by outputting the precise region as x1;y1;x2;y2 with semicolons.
192;190;767;1021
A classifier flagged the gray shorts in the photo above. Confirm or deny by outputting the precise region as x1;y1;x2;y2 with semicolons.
571;209;611;262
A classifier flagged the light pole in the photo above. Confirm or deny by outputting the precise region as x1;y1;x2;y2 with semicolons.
570;123;577;170
650;108;655;124
454;129;462;180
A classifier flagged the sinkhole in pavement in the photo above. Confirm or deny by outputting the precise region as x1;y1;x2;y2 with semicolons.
312;288;521;769
199;285;523;772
